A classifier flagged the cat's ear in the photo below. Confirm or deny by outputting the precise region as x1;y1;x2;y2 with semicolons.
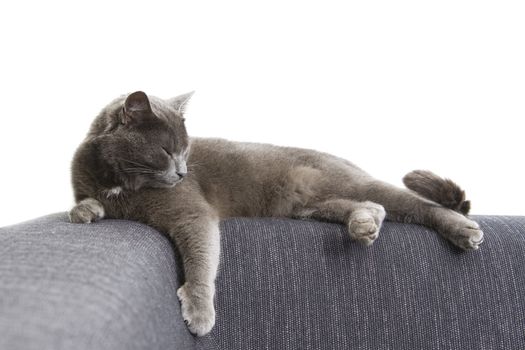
169;91;194;115
122;91;153;124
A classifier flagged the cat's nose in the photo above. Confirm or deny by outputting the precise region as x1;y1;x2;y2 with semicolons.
177;171;187;178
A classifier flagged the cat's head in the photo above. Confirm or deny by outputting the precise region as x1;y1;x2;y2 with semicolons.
86;91;192;191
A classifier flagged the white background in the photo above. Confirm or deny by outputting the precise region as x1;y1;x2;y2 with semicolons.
0;1;523;227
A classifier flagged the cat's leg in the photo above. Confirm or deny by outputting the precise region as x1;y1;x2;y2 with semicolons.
69;198;105;223
361;180;484;250
166;207;220;336
294;199;386;246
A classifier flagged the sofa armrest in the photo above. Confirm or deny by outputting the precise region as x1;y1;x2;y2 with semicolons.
0;213;196;350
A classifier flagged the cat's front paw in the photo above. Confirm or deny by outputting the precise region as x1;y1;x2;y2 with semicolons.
177;283;215;336
68;198;105;224
348;202;386;246
447;217;484;250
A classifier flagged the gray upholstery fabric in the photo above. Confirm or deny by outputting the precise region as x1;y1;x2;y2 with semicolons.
212;216;525;350
1;214;525;349
0;213;196;350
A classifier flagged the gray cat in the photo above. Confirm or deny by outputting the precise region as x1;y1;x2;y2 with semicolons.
69;91;484;336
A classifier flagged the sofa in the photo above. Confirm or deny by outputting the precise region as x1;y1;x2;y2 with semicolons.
0;213;524;350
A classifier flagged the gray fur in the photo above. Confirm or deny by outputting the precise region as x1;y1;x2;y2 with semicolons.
69;91;484;336
68;198;105;223
403;170;471;215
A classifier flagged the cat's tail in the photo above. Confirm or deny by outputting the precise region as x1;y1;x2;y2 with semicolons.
403;170;471;215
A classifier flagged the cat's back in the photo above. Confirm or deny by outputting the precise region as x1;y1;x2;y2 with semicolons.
189;137;364;173
190;137;288;161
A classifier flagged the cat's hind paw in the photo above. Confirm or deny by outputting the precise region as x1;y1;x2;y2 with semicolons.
68;198;105;224
447;219;484;250
348;203;385;246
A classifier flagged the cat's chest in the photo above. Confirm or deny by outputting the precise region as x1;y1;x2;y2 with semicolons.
95;186;145;220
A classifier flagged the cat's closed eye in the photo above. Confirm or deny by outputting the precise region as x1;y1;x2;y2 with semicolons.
162;147;172;157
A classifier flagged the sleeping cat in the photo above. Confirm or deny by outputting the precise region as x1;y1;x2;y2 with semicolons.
69;91;484;336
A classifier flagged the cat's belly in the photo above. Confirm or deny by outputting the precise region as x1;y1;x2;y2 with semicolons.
200;165;324;219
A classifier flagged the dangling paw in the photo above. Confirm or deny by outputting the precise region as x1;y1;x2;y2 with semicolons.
177;283;215;336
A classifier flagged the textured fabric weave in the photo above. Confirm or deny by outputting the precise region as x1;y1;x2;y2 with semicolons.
0;213;196;350
211;216;525;350
1;214;525;349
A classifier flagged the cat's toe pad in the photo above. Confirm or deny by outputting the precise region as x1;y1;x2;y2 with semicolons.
68;199;105;224
349;211;382;246
447;218;484;250
454;224;484;250
177;283;215;336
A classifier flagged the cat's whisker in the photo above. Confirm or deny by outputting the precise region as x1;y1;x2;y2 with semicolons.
122;166;157;171
116;157;155;169
124;171;159;175
122;168;161;175
187;162;204;170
